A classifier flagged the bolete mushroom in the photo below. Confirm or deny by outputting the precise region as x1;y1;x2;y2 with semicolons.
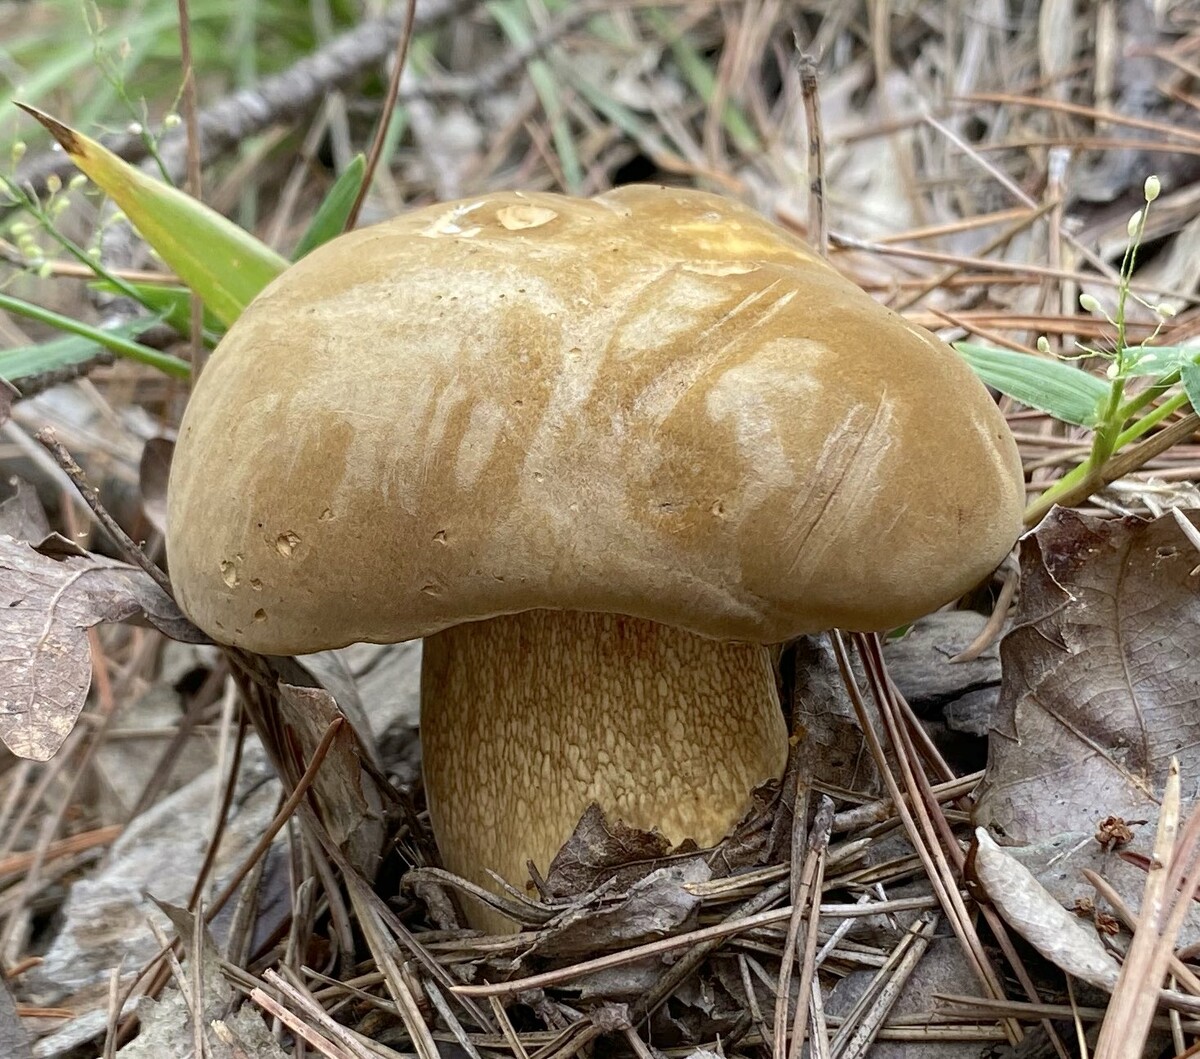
167;185;1024;930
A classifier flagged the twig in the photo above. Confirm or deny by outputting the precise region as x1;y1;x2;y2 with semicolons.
1025;413;1200;526
175;0;205;374
1096;760;1200;1057
33;426;174;596
796;50;827;257
774;798;832;1059
829;632;1021;1046
453;887;796;998
205;715;344;923
346;0;418;231
191;900;206;1059
250;987;359;1059
830;913;938;1059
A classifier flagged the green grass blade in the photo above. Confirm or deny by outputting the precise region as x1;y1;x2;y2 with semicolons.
487;1;583;192
17;105;287;327
957;342;1110;427
645;9;759;154
293;154;366;258
90;281;223;345
0;293;189;382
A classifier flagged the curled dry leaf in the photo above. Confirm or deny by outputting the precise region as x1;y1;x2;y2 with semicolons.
970;828;1122;990
0;534;208;760
543;803;689;899
975;507;1200;840
543;791;772;902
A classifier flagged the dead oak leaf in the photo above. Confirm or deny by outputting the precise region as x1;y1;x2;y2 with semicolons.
975;508;1200;841
0;533;206;761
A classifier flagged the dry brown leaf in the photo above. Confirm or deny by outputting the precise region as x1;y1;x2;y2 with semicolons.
0;477;51;542
0;534;207;760
543;803;687;898
970;828;1122;990
527;861;707;962
975;507;1200;841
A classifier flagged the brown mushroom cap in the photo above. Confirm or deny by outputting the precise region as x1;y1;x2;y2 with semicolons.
167;184;1024;653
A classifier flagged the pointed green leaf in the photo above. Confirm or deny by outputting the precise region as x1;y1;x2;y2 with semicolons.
293;154;366;259
956;342;1111;427
17;104;287;327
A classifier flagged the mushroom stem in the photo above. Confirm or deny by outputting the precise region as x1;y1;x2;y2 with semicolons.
420;610;790;931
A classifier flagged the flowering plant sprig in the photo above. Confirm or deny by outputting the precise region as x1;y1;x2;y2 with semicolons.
957;176;1199;524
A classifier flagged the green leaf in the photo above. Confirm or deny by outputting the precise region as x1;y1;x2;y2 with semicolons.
956;342;1111;427
17;104;287;327
293;154;366;259
91;280;223;345
0;295;188;384
1182;362;1200;415
1120;345;1200;377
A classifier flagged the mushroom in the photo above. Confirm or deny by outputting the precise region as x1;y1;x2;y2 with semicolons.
166;185;1024;930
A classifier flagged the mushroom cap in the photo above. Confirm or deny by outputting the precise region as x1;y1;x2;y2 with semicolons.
166;185;1025;654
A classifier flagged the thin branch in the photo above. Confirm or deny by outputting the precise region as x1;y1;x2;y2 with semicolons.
33;426;174;598
346;0;418;231
13;0;478;190
796;50;827;256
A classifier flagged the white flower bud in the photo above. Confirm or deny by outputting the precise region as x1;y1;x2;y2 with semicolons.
45;174;61;195
163;113;181;130
1127;209;1142;238
1156;303;1176;318
1144;175;1161;202
1037;336;1051;354
1080;293;1102;314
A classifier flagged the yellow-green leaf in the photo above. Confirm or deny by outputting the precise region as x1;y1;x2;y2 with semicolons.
17;104;287;327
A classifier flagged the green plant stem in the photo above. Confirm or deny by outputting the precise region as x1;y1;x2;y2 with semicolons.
1089;377;1126;465
1118;372;1182;422
1024;411;1200;527
0;292;190;377
1114;390;1191;448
